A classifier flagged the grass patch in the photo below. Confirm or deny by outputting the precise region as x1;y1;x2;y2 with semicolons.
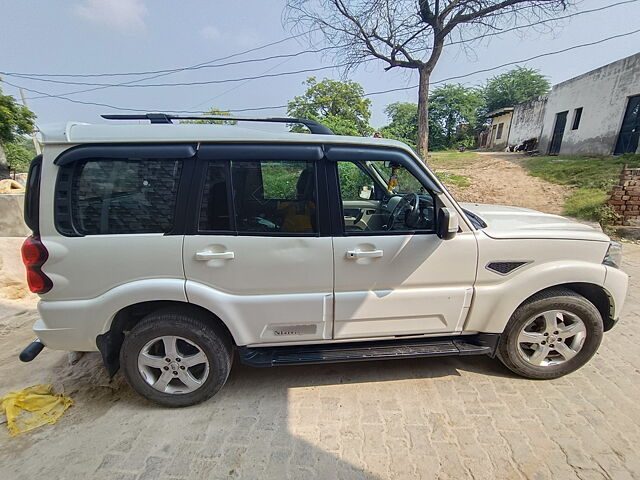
524;154;640;190
436;172;471;188
428;150;480;170
523;154;640;224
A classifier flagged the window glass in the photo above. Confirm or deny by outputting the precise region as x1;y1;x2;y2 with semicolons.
572;107;583;130
199;162;231;231
70;159;182;235
232;160;317;234
337;160;435;234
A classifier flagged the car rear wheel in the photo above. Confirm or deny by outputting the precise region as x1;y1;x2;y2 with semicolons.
497;289;603;379
120;308;232;407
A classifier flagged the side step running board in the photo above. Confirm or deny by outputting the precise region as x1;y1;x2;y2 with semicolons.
238;334;500;367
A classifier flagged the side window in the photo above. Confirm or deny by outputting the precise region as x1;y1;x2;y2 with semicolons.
69;159;182;235
199;162;231;231
337;160;435;234
232;160;318;234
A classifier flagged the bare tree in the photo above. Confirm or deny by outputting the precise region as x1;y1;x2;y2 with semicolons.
285;0;572;156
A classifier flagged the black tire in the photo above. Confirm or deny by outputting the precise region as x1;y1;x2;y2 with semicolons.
497;288;603;380
120;308;233;407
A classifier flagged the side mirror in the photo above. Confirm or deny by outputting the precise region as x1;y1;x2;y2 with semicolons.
359;185;372;199
437;207;459;240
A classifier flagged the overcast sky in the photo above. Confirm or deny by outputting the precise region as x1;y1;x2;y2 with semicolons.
1;0;639;130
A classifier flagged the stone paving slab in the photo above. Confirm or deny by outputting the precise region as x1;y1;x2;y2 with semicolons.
1;244;639;480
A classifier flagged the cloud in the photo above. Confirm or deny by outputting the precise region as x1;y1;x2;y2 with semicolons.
200;25;221;41
74;0;148;32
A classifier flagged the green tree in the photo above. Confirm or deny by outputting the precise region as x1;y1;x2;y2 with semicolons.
379;102;419;148
287;77;373;136
181;108;237;125
0;84;36;177
429;84;485;149
4;141;32;174
286;0;571;156
484;67;550;113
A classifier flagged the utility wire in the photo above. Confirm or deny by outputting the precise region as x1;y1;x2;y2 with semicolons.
4;61;360;88
4;0;634;80
2;28;639;114
445;0;638;46
7;0;633;103
4;30;320;78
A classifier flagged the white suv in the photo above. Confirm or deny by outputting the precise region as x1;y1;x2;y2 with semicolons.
19;114;628;407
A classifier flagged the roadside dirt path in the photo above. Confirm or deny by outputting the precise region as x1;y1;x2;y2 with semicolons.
440;152;573;215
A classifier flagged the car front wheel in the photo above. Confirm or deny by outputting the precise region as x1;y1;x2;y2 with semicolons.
497;289;604;379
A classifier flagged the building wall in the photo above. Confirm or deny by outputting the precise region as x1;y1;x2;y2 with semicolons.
538;53;640;156
509;95;547;147
488;112;513;150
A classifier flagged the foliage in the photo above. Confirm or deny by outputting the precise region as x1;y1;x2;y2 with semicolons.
429;84;485;149
427;151;481;169
181;108;237;125
564;189;612;223
285;0;572;154
0;84;36;144
523;155;640;191
287;77;373;136
484;67;550;113
379;102;419;148
523;154;640;224
435;171;470;188
4;141;33;174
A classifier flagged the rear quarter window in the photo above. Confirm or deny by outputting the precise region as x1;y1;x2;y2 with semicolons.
56;158;183;236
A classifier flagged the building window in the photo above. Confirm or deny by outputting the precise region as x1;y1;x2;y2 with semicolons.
496;123;504;140
572;108;583;130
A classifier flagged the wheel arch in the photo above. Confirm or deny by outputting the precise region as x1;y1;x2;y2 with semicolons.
509;282;616;332
96;300;235;376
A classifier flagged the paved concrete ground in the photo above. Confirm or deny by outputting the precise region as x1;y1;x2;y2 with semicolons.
1;244;639;480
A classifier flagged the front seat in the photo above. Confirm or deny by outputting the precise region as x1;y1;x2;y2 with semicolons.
277;167;316;233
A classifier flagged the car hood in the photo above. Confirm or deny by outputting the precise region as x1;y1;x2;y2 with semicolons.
460;203;609;241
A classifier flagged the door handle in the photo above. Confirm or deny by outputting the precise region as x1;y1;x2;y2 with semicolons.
195;251;235;261
346;249;383;259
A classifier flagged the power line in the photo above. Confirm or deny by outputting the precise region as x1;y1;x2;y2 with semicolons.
4;30;320;79
446;0;638;46
3;61;359;88
2;28;638;114
6;0;634;81
8;0;633;102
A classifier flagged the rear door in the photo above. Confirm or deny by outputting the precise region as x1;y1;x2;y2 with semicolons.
41;144;193;303
183;144;334;346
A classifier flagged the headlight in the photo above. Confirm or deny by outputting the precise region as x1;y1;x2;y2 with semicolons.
603;241;622;269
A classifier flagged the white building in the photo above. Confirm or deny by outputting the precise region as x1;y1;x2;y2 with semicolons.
490;52;640;156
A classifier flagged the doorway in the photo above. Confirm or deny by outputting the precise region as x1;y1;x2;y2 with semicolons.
614;95;640;155
549;111;568;155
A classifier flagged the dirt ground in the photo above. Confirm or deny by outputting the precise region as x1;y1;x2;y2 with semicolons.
440;152;573;215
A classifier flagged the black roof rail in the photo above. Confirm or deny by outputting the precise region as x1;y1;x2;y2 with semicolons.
101;113;335;135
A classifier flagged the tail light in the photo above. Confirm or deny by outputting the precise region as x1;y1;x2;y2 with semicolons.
21;236;52;294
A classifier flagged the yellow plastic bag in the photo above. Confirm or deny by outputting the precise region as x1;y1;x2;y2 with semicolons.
1;385;73;436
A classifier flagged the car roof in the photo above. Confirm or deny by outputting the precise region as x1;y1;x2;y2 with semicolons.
39;121;414;153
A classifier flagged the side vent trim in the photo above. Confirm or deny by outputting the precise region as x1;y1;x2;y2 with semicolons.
486;261;531;276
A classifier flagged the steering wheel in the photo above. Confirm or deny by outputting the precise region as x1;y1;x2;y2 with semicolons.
384;193;419;230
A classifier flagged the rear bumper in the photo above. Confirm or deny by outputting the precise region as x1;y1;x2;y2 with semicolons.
33;317;98;352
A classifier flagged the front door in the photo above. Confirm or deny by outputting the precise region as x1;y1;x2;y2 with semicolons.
614;95;640;155
183;145;334;346
329;147;477;340
549;111;568;155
